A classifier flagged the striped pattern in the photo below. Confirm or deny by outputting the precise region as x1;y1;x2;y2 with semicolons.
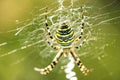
78;6;85;40
70;49;90;75
44;7;60;50
37;48;90;75
76;57;90;75
45;14;53;40
36;7;91;75
38;49;63;75
74;34;90;49
55;23;75;46
47;41;60;50
39;61;58;75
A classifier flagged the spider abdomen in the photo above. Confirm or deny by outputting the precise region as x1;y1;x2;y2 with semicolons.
55;24;75;46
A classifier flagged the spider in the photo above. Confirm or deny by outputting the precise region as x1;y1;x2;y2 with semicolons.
34;7;90;75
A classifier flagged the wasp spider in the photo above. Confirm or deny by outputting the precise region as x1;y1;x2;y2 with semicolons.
34;7;90;75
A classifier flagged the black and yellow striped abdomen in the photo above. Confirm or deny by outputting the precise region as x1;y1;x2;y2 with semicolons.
55;24;75;46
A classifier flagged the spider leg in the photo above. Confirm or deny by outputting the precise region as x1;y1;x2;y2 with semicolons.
74;33;90;49
73;8;91;49
47;40;60;50
34;49;63;75
45;7;53;40
70;49;90;75
75;6;85;41
45;7;60;50
75;6;90;43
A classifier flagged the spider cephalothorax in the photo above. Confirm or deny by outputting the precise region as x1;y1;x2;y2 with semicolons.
34;7;90;75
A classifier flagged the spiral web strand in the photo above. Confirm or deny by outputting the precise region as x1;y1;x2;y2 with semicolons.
64;53;77;80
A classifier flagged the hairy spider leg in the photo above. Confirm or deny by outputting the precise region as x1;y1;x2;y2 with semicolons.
74;6;91;49
74;34;90;49
45;7;60;50
73;7;90;49
70;48;90;75
35;49;63;75
75;6;85;42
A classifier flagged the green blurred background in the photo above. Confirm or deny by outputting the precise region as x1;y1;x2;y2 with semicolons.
0;0;120;80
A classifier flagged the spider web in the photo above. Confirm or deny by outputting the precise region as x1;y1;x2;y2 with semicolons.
0;0;120;80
